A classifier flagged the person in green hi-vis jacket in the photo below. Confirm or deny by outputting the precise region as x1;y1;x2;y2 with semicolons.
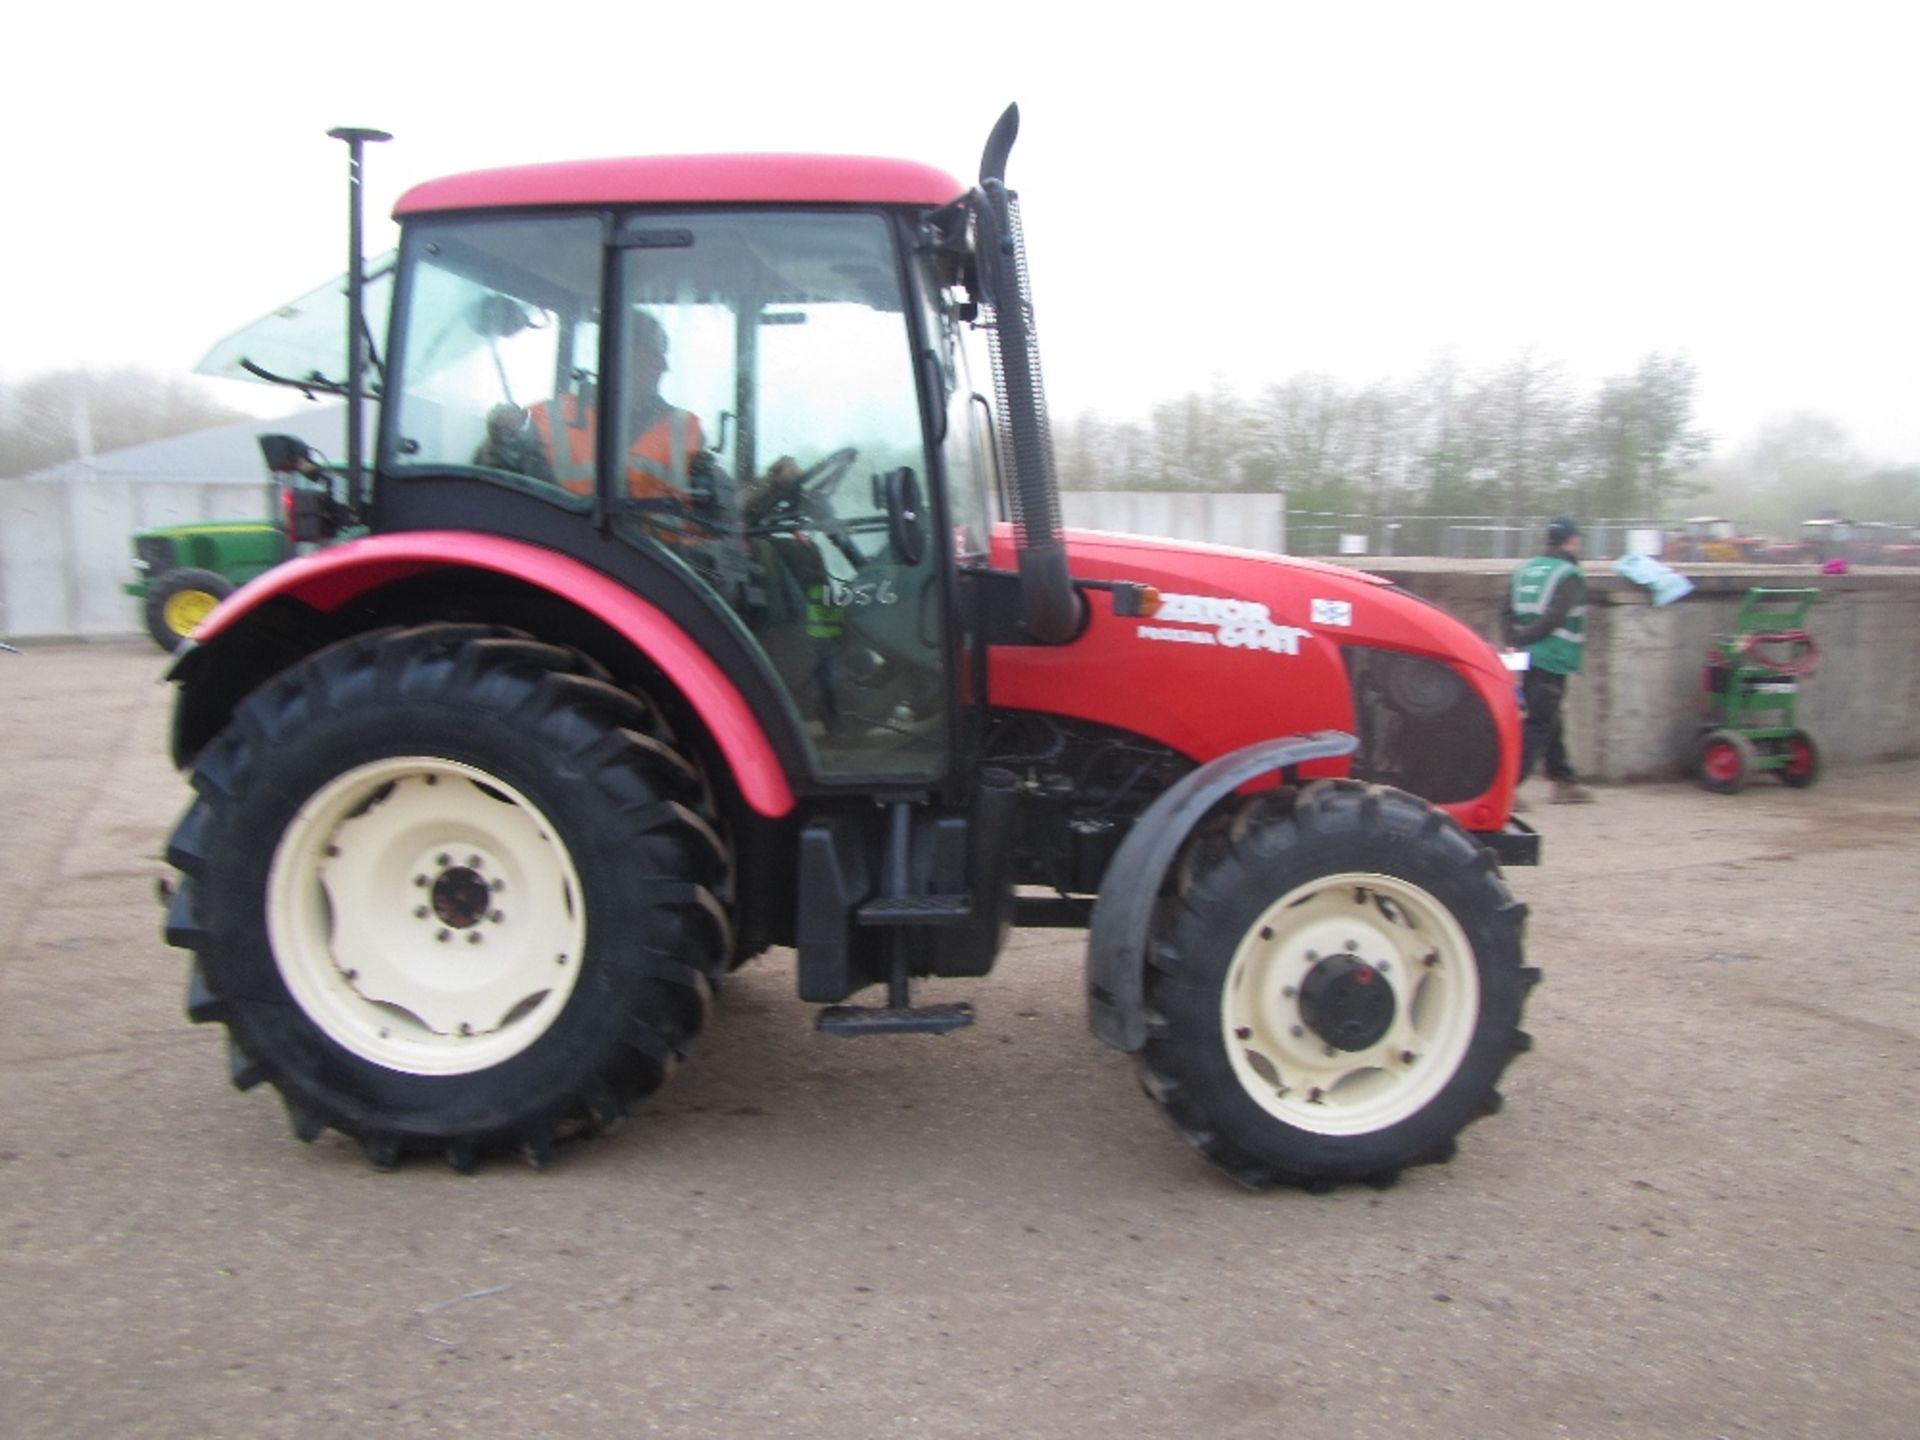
1503;517;1596;808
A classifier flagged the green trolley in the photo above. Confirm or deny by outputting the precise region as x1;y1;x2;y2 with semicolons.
1696;587;1821;792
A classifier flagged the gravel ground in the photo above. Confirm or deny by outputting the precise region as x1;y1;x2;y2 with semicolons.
2;639;1915;1439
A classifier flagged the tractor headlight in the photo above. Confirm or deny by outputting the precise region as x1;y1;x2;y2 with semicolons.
1341;645;1499;804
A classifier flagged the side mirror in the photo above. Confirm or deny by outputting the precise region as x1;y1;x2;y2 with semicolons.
260;434;346;545
883;467;927;566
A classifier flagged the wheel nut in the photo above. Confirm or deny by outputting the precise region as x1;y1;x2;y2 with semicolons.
1282;986;1297;999
437;853;451;867
490;911;505;924
467;933;483;946
1400;1050;1417;1064
1306;950;1318;962
1290;1025;1305;1038
1323;1045;1337;1058
467;855;482;869
1234;1026;1252;1040
414;875;429;888
414;906;429;920
1377;960;1391;973
436;929;451;943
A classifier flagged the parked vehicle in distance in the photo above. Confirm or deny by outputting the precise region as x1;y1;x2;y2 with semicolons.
125;521;289;652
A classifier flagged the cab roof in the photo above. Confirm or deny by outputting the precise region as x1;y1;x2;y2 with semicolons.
395;154;968;216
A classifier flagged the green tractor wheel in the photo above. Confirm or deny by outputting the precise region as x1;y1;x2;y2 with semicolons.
145;568;236;653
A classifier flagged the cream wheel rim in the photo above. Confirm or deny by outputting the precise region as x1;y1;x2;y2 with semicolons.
1220;871;1480;1135
267;757;586;1075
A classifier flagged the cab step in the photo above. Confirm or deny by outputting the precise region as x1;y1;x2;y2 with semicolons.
815;1001;975;1037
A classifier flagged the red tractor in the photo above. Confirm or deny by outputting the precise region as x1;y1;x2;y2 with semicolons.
163;111;1539;1188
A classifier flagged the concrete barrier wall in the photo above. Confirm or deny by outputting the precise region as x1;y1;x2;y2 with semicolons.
0;477;275;639
1351;561;1920;781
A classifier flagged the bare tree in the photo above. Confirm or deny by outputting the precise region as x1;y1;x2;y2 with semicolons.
0;368;246;478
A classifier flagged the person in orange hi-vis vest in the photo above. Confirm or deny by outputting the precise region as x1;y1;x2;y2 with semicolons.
487;311;800;545
613;310;703;503
514;311;701;502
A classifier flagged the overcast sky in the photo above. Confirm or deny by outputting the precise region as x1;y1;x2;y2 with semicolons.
6;2;1915;463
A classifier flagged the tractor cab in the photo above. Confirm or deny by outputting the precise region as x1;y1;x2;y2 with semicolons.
201;160;1008;790
372;180;996;785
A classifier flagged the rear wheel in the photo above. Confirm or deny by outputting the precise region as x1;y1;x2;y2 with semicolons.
165;626;732;1169
1776;728;1820;788
1139;781;1536;1189
145;567;235;653
1697;728;1755;793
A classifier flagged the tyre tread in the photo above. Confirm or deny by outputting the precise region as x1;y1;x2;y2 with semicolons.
1137;779;1537;1191
164;624;731;1172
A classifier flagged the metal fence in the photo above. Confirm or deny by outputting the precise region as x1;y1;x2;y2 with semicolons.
1284;512;1660;561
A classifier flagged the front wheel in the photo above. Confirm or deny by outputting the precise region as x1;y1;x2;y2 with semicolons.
145;567;235;653
1697;728;1755;794
165;626;732;1169
1139;781;1536;1189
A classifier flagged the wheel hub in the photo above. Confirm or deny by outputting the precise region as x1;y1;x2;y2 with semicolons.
164;589;219;636
1297;953;1397;1051
430;865;493;929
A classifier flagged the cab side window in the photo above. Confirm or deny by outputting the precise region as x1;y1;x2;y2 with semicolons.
387;217;601;500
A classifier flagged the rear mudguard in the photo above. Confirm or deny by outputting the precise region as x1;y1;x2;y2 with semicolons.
169;531;795;818
1086;730;1358;1052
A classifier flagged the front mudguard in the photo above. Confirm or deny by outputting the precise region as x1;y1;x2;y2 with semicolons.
1086;731;1358;1052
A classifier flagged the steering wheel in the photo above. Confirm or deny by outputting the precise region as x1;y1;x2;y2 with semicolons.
751;445;860;524
755;447;865;567
792;446;860;498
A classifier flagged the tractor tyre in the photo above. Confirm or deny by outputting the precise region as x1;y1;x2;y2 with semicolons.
1776;728;1820;788
164;625;732;1170
146;567;235;653
1697;728;1755;794
1137;781;1536;1190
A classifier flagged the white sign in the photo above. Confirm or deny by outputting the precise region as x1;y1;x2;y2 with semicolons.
1311;598;1353;627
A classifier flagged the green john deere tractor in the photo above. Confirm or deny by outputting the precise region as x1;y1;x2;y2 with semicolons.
125;521;289;653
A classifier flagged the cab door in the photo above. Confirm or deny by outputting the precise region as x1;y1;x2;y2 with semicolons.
609;210;951;786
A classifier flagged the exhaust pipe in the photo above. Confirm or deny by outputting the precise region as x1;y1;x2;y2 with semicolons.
975;105;1081;644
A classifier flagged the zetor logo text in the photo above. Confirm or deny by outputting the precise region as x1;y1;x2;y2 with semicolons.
1138;593;1311;656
